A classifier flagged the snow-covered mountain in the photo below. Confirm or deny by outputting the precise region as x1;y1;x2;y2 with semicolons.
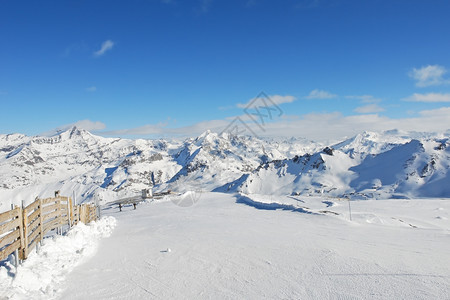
0;127;449;210
0;127;320;208
236;131;450;199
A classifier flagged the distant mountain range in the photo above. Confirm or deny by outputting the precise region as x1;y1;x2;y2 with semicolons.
1;127;449;210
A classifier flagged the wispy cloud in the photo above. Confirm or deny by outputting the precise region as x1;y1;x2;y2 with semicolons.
305;89;337;99
94;40;115;57
402;93;450;102
99;106;450;142
85;86;97;92
347;94;384;113
72;119;106;131
237;94;296;109
354;104;385;114
103;119;229;137
346;94;381;103
409;65;450;87
42;120;107;136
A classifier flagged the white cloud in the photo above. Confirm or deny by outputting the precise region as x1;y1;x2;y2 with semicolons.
237;94;296;109
402;93;450;102
409;65;450;87
103;119;229;137
94;40;115;57
85;86;97;92
99;106;450;142
354;104;385;114
346;94;381;103
72;120;106;131
42;120;106;136
305;89;337;99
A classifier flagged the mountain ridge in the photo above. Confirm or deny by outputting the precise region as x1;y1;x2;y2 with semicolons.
0;127;449;211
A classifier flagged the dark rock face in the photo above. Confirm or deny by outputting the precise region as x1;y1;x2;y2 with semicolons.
323;147;334;156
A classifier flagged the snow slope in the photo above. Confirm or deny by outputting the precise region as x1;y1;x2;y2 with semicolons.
47;193;450;299
0;217;116;299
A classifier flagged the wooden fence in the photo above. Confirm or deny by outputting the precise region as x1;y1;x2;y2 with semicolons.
0;195;98;262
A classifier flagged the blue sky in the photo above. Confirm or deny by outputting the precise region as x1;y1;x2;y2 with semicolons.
1;0;450;140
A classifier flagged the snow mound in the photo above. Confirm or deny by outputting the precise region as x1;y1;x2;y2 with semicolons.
0;216;116;300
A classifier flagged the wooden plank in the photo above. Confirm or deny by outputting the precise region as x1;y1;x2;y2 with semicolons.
0;239;20;261
27;226;40;247
60;214;69;225
43;218;61;233
89;212;96;222
0;217;20;235
42;203;58;215
41;197;58;205
24;200;40;214
59;197;69;206
50;218;66;232
43;210;60;223
0;229;19;249
27;207;40;225
27;218;40;237
0;207;20;224
24;234;40;258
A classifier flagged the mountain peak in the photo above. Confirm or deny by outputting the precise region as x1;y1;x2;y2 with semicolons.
55;125;93;140
195;130;219;145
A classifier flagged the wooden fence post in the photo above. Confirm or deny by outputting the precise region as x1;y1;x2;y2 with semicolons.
80;205;84;224
11;204;19;267
57;197;62;235
68;197;73;228
38;198;43;247
21;203;29;260
18;201;25;261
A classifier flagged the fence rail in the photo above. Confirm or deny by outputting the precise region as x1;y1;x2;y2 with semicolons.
0;194;98;263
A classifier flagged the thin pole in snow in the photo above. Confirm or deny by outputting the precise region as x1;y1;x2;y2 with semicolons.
348;198;352;221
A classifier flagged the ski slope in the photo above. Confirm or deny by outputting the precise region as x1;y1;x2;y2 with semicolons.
48;193;450;299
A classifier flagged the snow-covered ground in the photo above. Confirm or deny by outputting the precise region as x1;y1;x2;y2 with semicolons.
0;217;116;299
3;192;446;299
